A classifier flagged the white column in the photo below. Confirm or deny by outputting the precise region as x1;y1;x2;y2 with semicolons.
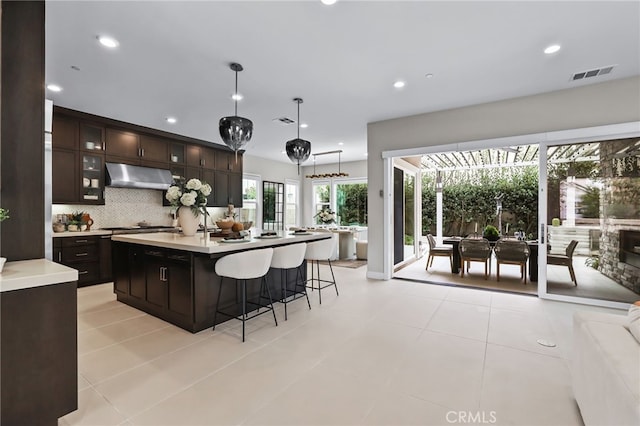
565;176;576;227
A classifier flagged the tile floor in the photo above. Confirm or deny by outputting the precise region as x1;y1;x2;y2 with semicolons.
60;264;627;425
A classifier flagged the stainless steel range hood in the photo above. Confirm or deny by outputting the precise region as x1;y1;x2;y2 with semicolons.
106;163;173;190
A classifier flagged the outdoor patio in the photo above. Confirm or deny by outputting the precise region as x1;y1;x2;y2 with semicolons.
395;248;639;304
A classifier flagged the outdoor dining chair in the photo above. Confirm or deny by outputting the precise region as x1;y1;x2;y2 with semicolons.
425;234;453;271
459;238;492;279
548;240;579;285
494;239;530;284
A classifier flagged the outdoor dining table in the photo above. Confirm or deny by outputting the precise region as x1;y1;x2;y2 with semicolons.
442;237;539;282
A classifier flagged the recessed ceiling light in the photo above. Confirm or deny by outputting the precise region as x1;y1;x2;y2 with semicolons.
321;0;337;5
97;35;119;48
299;123;308;128
166;117;177;124
231;93;243;101
393;80;405;89
281;150;286;154
338;142;344;146
544;44;561;54
364;153;368;157
425;73;434;79
46;84;62;92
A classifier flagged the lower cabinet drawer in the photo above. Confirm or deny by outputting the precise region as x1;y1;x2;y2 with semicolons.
72;262;100;284
61;245;99;263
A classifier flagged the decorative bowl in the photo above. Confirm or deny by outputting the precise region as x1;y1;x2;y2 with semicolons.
215;219;234;234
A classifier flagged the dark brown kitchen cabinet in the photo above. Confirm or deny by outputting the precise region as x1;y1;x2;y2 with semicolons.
106;128;139;161
170;143;185;165
99;235;112;283
81;153;105;204
53;236;101;287
54;234;113;286
139;135;169;165
52;115;78;150
186;144;216;169
114;245;193;327
80;123;105;152
214;171;243;207
52;149;78;203
216;150;243;172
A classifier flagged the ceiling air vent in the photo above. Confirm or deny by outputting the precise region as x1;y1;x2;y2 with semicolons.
272;117;295;126
571;65;616;81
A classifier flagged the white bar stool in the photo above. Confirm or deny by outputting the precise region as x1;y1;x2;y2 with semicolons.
305;236;339;304
271;243;310;320
212;248;277;342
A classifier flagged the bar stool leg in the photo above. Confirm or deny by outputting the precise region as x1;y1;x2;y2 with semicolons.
316;260;322;304
282;269;288;321
297;264;311;310
263;276;278;326
242;279;247;342
212;275;224;331
328;259;338;296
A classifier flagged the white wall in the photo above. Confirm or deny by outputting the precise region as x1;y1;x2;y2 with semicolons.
243;154;301;183
367;76;640;278
301;160;368;226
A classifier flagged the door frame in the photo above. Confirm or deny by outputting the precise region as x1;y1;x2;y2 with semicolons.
381;121;639;307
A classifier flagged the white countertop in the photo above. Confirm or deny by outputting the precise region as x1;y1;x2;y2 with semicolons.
0;259;79;292
52;230;112;237
111;231;331;254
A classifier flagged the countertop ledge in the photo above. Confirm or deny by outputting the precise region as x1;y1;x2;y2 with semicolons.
0;259;78;292
112;232;332;254
53;230;112;237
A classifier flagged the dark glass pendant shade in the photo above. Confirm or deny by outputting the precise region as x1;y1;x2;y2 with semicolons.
286;137;311;174
219;116;253;153
220;63;253;157
286;98;311;174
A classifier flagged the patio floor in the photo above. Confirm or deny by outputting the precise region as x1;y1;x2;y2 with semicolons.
394;252;639;304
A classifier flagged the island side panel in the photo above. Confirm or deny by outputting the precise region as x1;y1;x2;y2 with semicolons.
1;281;78;424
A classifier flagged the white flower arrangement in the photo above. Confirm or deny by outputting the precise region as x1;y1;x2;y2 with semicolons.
315;208;336;224
165;178;212;217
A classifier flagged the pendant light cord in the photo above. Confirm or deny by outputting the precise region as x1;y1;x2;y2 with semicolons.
234;70;238;116
297;100;301;139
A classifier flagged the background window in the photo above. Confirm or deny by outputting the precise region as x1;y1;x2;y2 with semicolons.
313;182;330;224
285;180;299;228
241;175;259;226
336;181;368;226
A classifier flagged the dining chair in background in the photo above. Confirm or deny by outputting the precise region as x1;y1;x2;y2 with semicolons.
459;238;492;279
425;234;453;271
548;240;579;285
494;239;530;284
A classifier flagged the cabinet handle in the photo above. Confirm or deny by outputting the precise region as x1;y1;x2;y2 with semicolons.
75;239;88;243
101;235;111;239
78;270;88;275
201;159;205;167
75;252;89;257
141;148;145;157
159;267;163;282
58;252;62;262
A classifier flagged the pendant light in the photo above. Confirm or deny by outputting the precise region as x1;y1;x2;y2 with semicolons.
219;63;253;161
285;98;311;174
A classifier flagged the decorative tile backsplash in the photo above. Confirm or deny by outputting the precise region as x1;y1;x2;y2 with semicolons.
52;187;227;229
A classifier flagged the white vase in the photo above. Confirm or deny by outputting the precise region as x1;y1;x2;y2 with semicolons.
179;206;200;236
0;257;6;273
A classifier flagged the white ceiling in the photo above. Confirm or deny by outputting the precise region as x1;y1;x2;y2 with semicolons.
45;1;640;165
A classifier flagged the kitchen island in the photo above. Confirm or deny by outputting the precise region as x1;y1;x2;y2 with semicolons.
111;232;332;332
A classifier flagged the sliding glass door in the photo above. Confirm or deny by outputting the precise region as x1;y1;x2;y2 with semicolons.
540;138;640;305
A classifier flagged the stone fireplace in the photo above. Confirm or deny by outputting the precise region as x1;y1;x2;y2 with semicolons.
597;138;640;295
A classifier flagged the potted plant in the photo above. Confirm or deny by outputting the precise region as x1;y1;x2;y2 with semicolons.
483;225;500;241
0;208;9;272
67;210;86;231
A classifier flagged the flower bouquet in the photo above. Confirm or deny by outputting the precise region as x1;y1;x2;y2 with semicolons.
165;178;212;236
315;208;336;225
165;178;212;216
